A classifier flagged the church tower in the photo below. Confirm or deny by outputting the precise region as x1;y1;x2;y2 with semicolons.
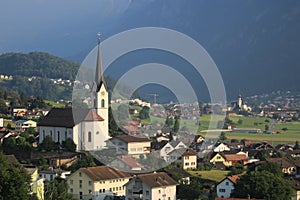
93;33;109;139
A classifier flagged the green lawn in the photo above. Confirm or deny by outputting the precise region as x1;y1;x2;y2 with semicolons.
45;100;66;108
188;170;230;182
227;115;300;144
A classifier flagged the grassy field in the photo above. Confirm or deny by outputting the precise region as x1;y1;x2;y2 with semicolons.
226;115;300;145
45;100;66;108
188;170;230;182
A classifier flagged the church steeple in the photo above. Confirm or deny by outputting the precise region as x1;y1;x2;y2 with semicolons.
95;32;107;92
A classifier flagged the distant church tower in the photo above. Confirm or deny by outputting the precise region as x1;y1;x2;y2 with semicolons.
237;91;243;109
92;33;109;139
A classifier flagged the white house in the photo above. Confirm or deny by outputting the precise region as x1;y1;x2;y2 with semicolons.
106;134;151;156
67;166;131;200
38;169;71;181
214;143;230;152
159;140;187;161
216;175;240;198
125;172;177;200
38;34;110;151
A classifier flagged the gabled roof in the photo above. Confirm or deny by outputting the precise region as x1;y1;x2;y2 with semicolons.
168;148;187;156
224;154;248;161
116;155;143;169
111;135;150;143
151;140;168;150
137;172;177;188
182;148;197;156
164;167;192;179
266;157;300;168
80;166;131;181
38;108;104;128
227;175;240;184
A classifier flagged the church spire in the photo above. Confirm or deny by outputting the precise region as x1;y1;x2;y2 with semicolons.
95;32;106;92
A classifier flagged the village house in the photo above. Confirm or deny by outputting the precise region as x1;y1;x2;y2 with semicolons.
67;166;131;200
216;175;240;198
265;157;300;176
15;119;37;131
210;152;249;167
125;172;177;200
109;155;144;172
214;143;230;152
38;169;71;181
106;134;151;156
26;167;44;200
158;140;187;162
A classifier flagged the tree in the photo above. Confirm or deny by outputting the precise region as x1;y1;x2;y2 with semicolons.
165;116;174;127
256;162;283;177
0;152;31;200
139;106;150;119
177;178;202;200
39;135;59;151
229;163;244;175
233;171;292;200
237;119;243;125
219;132;227;141
61;138;76;152
264;124;269;132
295;141;300;150
173;118;180;133
44;178;75;200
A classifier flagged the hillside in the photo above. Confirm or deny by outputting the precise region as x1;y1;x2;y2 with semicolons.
0;52;79;80
0;52;139;101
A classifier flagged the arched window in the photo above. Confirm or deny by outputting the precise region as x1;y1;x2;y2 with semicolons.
88;131;92;142
101;99;105;108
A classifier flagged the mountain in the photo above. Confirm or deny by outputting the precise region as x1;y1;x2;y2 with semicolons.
1;0;300;100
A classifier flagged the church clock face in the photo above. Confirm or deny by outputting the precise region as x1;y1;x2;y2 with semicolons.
101;91;105;96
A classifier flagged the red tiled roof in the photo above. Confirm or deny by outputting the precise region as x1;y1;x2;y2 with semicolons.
80;166;131;181
227;175;240;184
117;155;143;168
137;172;177;188
224;154;248;161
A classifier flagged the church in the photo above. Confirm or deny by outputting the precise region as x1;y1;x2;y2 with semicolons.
38;34;110;151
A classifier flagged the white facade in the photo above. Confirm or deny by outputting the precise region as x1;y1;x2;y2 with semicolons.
125;173;177;200
214;143;230;152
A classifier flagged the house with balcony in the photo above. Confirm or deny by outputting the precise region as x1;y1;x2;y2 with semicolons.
106;134;151;156
67;166;131;200
125;172;177;200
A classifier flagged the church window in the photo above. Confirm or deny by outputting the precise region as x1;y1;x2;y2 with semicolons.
57;131;60;142
88;132;92;142
101;99;105;108
65;131;67;139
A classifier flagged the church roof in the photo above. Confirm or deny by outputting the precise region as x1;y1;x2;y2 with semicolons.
38;107;104;128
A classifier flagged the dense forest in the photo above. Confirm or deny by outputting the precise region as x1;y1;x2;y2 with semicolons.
0;52;79;80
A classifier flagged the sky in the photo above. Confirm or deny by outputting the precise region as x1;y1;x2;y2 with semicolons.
1;0;300;100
